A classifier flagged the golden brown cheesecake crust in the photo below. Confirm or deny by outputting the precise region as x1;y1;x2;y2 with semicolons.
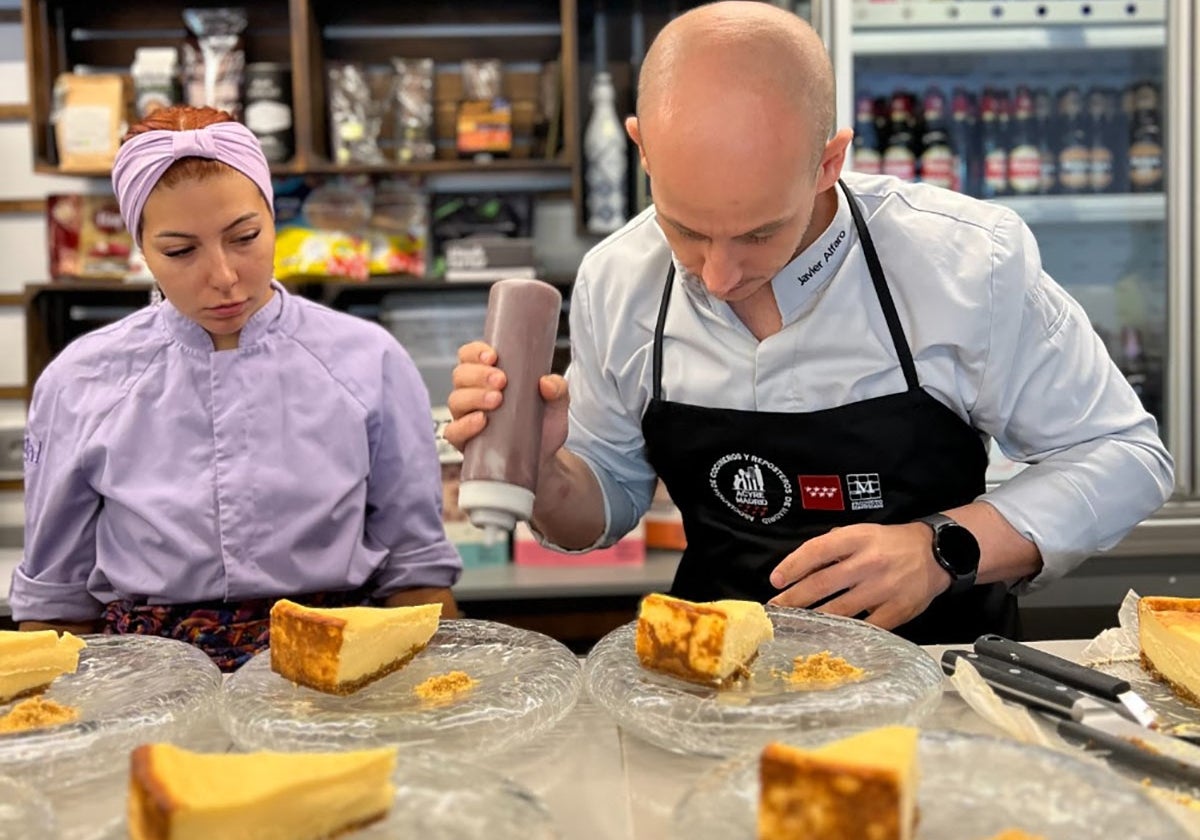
758;741;916;840
269;602;347;692
1138;597;1200;707
127;744;392;840
269;601;432;695
1139;651;1200;707
0;684;49;704
129;745;174;840
635;598;757;687
636;599;724;676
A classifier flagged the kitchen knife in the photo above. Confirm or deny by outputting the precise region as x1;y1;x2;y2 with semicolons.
974;634;1158;729
942;650;1200;783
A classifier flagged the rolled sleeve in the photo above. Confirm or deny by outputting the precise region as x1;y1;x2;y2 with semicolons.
10;566;102;623
970;211;1174;590
363;342;462;598
12;379;106;623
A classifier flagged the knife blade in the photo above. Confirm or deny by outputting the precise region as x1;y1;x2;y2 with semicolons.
973;634;1159;729
942;650;1200;783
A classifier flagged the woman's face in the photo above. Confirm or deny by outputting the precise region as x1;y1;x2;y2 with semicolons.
141;170;276;351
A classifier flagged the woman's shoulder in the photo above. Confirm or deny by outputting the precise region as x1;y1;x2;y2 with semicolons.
283;294;418;389
39;306;166;390
287;294;396;349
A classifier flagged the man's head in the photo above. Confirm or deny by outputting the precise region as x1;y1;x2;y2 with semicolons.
627;1;852;302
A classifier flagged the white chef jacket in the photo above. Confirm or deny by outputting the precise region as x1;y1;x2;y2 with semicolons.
561;171;1174;591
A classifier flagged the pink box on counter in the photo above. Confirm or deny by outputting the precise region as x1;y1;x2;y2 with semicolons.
513;521;646;566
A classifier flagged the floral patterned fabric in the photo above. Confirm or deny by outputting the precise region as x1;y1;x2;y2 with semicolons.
102;589;375;673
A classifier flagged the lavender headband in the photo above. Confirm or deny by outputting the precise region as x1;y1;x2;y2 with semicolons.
111;121;274;246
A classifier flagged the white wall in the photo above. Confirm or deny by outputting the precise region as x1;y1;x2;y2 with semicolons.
0;7;79;531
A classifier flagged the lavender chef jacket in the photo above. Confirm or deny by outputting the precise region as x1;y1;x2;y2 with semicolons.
11;283;461;622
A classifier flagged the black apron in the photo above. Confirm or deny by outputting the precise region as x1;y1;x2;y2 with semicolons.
641;180;1018;645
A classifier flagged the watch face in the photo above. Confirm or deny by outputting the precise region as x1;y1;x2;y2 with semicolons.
936;524;981;576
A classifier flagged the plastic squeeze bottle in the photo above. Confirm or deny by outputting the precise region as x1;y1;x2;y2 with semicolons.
458;278;563;544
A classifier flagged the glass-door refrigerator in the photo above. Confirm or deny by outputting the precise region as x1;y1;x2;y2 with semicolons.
811;0;1197;621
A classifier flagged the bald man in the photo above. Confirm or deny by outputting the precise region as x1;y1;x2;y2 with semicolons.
444;2;1172;643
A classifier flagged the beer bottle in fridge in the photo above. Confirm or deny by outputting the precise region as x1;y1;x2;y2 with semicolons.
979;89;1008;198
948;88;976;195
918;86;954;190
1128;81;1164;193
873;96;890;148
882;91;918;182
1033;87;1057;194
852;93;882;175
1056;86;1090;194
1007;86;1041;196
1086;87;1115;194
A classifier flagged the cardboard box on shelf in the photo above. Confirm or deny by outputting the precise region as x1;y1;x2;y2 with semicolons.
513;520;645;567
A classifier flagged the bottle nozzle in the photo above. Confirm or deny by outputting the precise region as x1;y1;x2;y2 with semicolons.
482;524;504;548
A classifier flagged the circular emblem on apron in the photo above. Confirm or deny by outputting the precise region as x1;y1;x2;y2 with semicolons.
709;453;793;525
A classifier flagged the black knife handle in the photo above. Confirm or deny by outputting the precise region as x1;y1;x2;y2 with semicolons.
1055;718;1200;787
974;634;1131;701
941;650;1087;719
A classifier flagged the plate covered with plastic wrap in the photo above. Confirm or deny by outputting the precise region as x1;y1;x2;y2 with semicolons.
220;619;582;755
0;775;56;840
584;607;943;757
92;751;561;840
0;635;224;794
672;728;1184;839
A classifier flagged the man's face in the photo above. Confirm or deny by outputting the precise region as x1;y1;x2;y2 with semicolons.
639;122;828;303
652;186;819;303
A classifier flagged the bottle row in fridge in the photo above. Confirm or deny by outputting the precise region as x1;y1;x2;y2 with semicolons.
851;80;1163;199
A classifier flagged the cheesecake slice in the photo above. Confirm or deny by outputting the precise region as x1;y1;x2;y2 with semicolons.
1139;596;1200;706
129;743;397;840
758;726;920;840
0;630;87;703
269;599;442;695
635;592;774;686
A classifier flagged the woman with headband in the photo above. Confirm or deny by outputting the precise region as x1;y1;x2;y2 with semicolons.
10;106;461;671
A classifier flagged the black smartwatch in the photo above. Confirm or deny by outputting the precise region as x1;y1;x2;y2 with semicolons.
916;513;980;595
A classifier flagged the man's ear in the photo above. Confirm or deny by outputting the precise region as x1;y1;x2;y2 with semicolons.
816;128;854;190
626;116;650;176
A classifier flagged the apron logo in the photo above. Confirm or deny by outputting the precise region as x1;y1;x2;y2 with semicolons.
798;475;845;511
847;473;884;510
709;453;792;525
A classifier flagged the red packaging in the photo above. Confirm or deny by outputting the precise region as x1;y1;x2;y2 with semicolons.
48;195;133;280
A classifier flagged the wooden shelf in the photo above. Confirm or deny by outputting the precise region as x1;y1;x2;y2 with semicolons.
30;157;575;179
32;161;311;179
300;158;573;177
23;0;580;191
